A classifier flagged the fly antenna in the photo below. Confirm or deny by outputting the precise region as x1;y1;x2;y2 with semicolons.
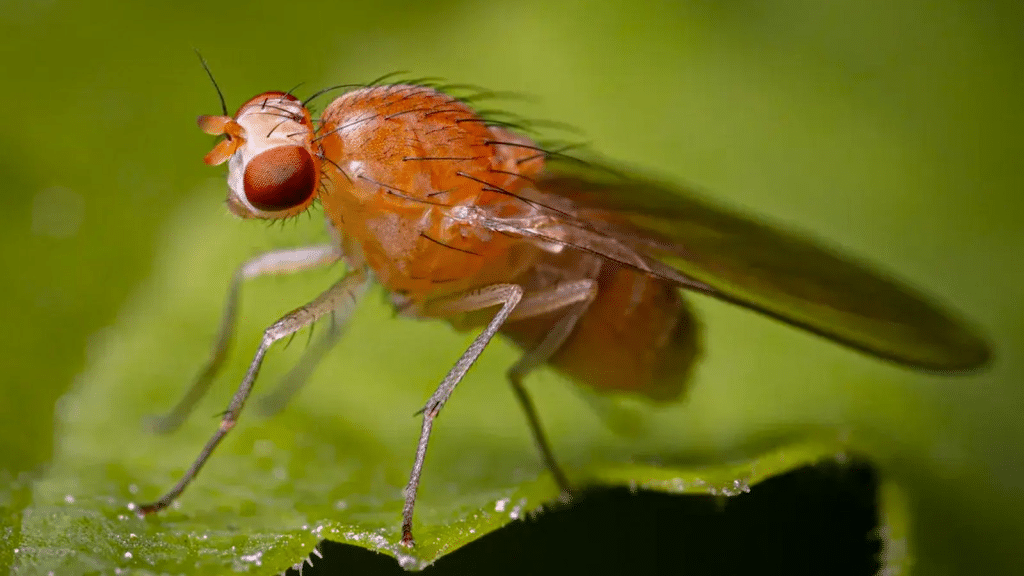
194;48;228;116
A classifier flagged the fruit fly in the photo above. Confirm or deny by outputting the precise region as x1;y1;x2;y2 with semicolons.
136;65;990;547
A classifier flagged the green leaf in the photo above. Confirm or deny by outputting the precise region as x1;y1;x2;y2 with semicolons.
6;196;849;574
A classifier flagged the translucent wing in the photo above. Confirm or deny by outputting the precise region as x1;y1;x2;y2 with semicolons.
490;159;990;371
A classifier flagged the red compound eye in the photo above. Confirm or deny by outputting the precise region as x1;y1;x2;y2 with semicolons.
242;146;317;211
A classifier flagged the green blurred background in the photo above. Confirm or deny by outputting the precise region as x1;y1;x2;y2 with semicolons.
1;0;1021;574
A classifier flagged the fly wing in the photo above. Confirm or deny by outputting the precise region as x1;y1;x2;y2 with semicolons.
487;159;989;372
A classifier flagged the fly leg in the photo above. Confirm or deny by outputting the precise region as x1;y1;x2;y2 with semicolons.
399;279;596;546
256;274;365;416
400;283;524;546
137;267;367;515
504;279;598;494
149;244;342;433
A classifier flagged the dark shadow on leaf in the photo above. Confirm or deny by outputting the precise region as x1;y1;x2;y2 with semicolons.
289;460;879;575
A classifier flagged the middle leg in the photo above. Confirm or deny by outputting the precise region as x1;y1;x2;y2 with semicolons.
400;279;597;545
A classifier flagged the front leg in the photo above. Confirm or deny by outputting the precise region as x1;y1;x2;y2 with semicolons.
256;258;371;416
137;266;368;515
150;244;342;433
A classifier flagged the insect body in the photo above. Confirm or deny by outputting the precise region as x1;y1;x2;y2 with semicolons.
138;80;990;547
316;86;701;400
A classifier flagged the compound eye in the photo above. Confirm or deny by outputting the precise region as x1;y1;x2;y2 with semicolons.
242;146;317;211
